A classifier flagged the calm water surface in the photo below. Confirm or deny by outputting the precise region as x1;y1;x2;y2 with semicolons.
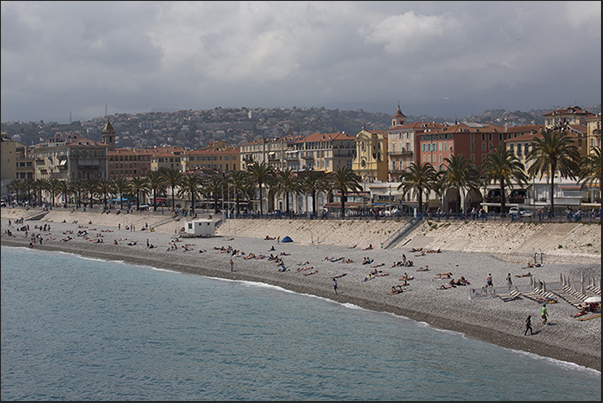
1;246;600;401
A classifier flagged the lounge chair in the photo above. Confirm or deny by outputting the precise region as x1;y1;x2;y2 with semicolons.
498;289;521;302
520;289;549;303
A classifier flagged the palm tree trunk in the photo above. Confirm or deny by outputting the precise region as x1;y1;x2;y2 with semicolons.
550;166;556;215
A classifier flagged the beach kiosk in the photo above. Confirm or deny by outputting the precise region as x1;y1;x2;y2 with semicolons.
184;219;215;237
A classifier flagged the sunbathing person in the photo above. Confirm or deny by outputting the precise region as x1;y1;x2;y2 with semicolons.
435;272;452;279
371;263;385;268
363;244;373;250
416;266;429;272
515;272;531;277
362;257;373;265
438;284;455;290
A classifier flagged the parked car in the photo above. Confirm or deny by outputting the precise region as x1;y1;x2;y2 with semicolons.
508;207;532;217
138;204;150;210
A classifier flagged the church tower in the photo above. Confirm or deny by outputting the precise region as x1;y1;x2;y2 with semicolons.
391;104;407;127
101;119;116;151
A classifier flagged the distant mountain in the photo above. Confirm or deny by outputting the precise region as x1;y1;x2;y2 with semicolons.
2;104;600;149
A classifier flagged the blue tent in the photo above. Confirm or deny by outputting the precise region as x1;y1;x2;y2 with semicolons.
281;235;293;243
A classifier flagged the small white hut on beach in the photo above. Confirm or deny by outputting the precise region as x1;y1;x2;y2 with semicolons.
185;219;215;237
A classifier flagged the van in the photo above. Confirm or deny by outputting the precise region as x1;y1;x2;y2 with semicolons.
509;207;532;217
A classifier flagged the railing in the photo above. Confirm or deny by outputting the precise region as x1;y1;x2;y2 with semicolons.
381;217;421;249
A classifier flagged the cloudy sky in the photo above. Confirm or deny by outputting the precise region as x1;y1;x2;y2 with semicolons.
1;1;601;123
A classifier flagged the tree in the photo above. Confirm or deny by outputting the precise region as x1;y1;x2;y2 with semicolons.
271;168;299;215
84;179;98;207
397;162;437;216
178;174;203;214
6;179;23;204
34;179;46;206
300;170;328;217
129;177;149;211
329;165;362;218
95;178;114;208
480;147;528;215
23;178;35;205
146;171;165;211
442;154;480;213
112;177;131;210
577;146;601;203
71;179;86;208
227;170;253;215
56;180;72;207
161;168;182;209
247;161;275;215
45;178;61;207
526;129;580;214
202;175;225;214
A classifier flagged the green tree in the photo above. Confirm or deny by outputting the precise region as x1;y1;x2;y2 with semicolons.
300;171;328;217
130;177;149;210
227;170;253;215
45;178;61;207
160;168;182;209
526;129;580;214
95;178;114;208
247;161;275;215
577;146;601;203
203;175;225;214
178;174;203;214
56;180;72;207
329;165;363;218
112;177;131;209
273;168;300;215
397;162;437;216
7;179;24;204
480;147;529;215
442;154;480;213
146;171;165;211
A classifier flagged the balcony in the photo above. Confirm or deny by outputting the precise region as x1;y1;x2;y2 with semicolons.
388;149;413;157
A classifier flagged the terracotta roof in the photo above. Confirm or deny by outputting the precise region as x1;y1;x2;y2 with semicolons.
297;132;354;143
543;106;594;117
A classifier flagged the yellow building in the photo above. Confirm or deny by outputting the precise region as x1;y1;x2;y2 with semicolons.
185;142;240;173
1;132;18;181
352;123;389;183
149;147;187;172
543;106;595;129
585;113;601;153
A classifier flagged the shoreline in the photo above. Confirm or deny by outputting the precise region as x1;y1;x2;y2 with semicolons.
1;208;601;372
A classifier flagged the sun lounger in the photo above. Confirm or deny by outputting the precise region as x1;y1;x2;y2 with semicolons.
586;285;601;295
498;289;521;302
520;289;550;303
549;288;586;308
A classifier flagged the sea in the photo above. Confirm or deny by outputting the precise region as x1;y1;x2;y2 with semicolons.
1;245;600;401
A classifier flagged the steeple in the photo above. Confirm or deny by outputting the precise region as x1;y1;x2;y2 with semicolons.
101;119;116;151
391;103;407;127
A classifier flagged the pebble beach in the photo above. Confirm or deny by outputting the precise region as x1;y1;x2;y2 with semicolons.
1;206;601;372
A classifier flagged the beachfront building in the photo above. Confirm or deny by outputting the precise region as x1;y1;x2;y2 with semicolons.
184;141;240;173
1;132;20;181
107;148;155;179
240;133;304;172
543;106;595;129
289;132;356;173
31;135;109;182
585;113;601;154
149;146;187;172
352;123;389;185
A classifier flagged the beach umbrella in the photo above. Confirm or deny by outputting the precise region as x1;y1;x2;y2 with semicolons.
584;296;601;304
559;273;563;285
581;272;585;294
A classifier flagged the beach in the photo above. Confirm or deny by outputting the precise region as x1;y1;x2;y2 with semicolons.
1;206;601;371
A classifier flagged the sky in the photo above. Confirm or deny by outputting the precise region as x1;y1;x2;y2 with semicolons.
1;1;601;124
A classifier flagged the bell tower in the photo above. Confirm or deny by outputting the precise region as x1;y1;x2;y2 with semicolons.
101;119;116;151
391;103;407;127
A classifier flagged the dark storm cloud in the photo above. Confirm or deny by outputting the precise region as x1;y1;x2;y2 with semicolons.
1;1;600;123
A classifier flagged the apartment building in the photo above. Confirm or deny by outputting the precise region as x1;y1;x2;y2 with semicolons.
290;132;356;173
185;141;240;173
585;113;601;153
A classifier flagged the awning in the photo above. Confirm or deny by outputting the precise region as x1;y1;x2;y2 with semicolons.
559;186;581;190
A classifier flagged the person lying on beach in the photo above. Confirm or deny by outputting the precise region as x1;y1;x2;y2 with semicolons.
410;247;422;252
572;305;588;318
342;258;354;264
454;276;470;286
303;270;318;276
405;260;414;267
435;272;452;279
363;244;373;250
280;252;290;256
297;266;314;272
438;284;455;290
371;263;385;268
416;265;428;271
389;285;404;295
348;244;357;249
362;257;373;265
523;262;543;269
298;261;310;266
515;272;532;277
278;264;288;272
399;273;414;281
265;235;276;240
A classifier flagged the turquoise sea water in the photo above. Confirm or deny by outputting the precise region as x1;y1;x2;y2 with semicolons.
1;245;600;401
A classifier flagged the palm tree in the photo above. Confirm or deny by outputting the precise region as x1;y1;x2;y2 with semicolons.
329;165;363;218
577;146;601;203
34;178;47;206
7;179;23;204
178;174;203;215
247;161;275;215
442;154;480;213
526;129;580;215
71;179;86;208
23;178;35;205
84;179;98;207
227;170;253;216
397;162;437;216
430;171;449;213
129;177;149;210
112;177;131;209
95;178;114;208
56;180;71;207
161;168;182;209
300;170;328;218
203;175;225;214
45;178;61;207
271;168;299;215
146;171;165;211
480;147;529;215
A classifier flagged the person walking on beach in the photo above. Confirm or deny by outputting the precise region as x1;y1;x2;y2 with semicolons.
524;315;533;335
541;304;548;325
230;259;234;272
333;277;338;294
506;273;513;290
486;273;493;288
